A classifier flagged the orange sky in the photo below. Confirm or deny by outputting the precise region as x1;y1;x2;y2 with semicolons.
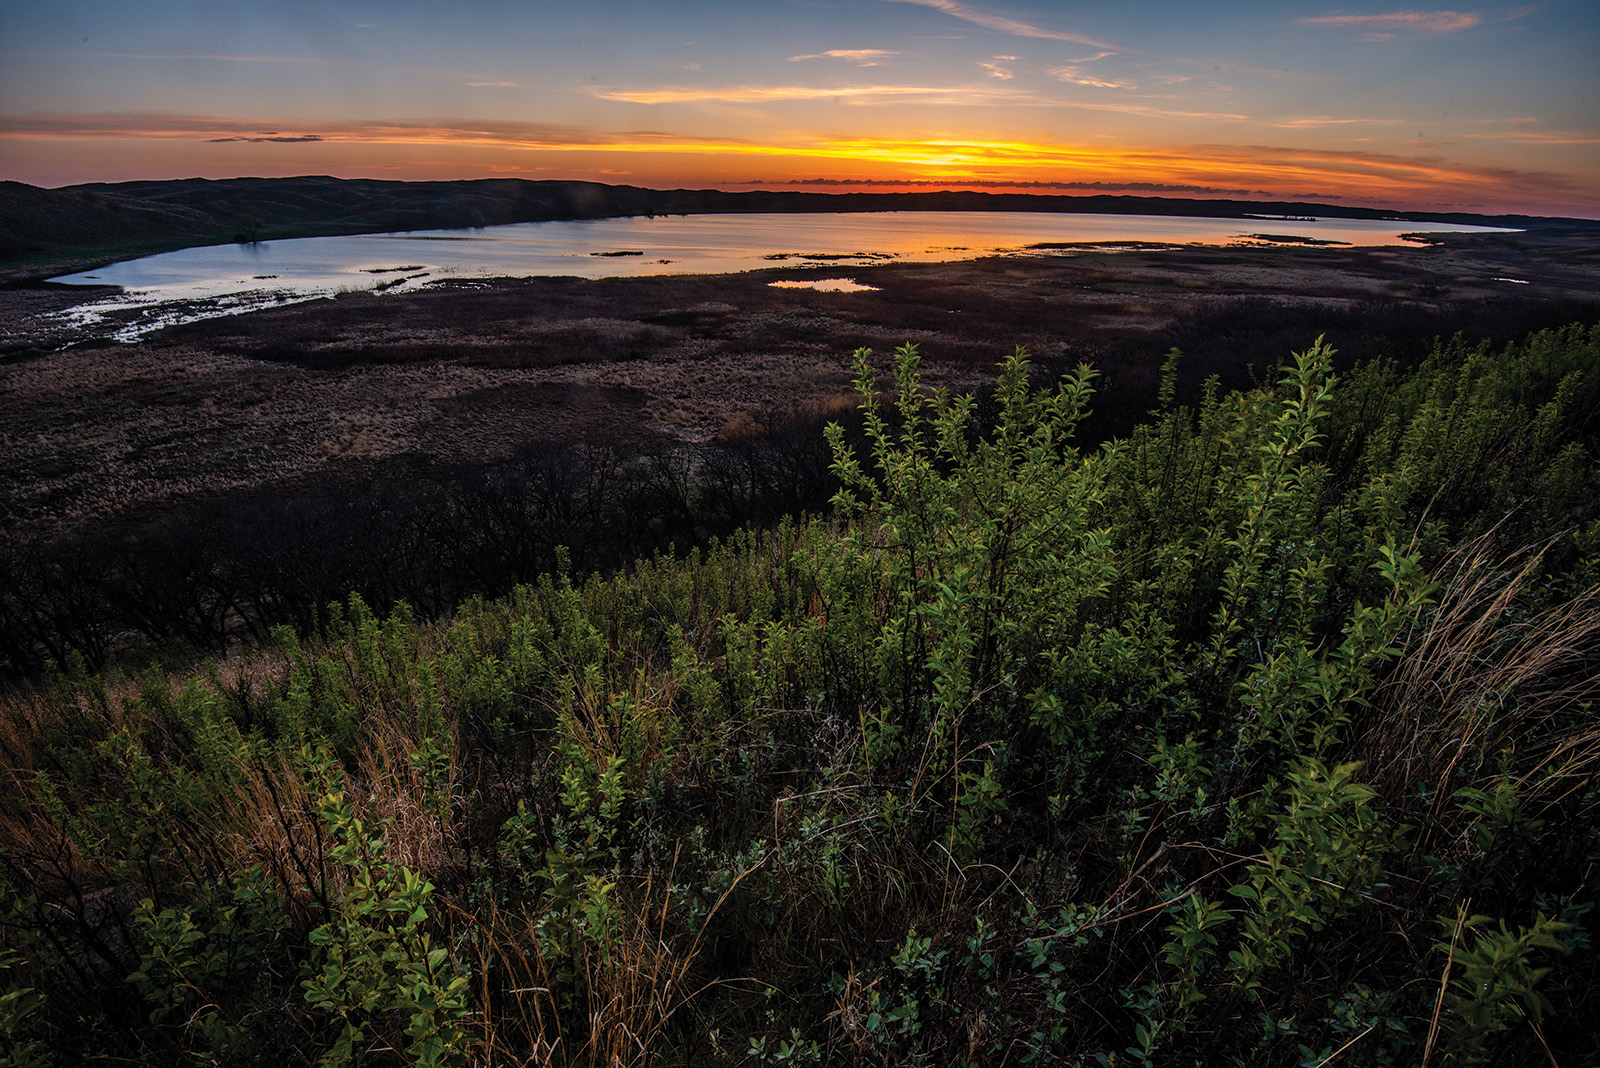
3;1;1597;217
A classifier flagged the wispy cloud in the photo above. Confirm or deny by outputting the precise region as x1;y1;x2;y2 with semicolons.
1048;66;1136;90
1298;10;1485;40
6;112;1587;209
465;80;524;88
205;134;325;143
774;137;1588;205
593;82;1253;120
1053;100;1255;121
788;49;899;64
883;0;1125;49
978;61;1013;79
591;84;1033;104
1183;141;1586;200
0;113;624;147
15;50;351;64
1460;129;1600;144
1268;115;1416;128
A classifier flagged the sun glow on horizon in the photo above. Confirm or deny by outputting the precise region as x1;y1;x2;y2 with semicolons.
1;1;1594;217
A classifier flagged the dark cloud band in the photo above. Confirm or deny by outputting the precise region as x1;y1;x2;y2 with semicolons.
204;135;325;143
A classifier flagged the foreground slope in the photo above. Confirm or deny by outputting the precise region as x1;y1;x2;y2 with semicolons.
1;324;1597;1065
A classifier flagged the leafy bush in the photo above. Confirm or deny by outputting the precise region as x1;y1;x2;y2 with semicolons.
1;323;1595;1065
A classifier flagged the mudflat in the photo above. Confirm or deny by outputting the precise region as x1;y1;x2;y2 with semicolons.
3;228;1597;536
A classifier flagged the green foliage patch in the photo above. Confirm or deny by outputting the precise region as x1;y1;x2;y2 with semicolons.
2;324;1597;1065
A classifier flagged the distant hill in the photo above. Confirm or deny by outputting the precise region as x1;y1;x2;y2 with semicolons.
0;177;674;273
2;175;1594;278
0;181;217;260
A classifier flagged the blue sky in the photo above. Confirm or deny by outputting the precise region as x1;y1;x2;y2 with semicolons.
2;1;1595;215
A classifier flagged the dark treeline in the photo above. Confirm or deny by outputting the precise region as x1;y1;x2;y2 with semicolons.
0;405;848;679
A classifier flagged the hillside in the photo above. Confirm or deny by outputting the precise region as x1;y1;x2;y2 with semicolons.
1;322;1596;1065
0;177;672;274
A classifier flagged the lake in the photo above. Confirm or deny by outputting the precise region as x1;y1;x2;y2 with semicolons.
47;211;1514;340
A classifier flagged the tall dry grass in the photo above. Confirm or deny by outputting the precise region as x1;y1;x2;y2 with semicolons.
1354;530;1600;844
459;863;758;1067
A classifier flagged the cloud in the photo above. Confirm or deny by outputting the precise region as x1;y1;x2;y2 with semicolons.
1460;129;1600;144
978;61;1013;78
598;83;1260;120
720;136;1589;207
883;0;1124;49
465;80;524;88
591;84;1033;104
762;177;1270;195
1183;141;1588;200
1298;10;1485;39
1268;116;1415;128
22;50;350;64
788;49;900;64
0;113;626;148
205;134;325;143
1054;100;1256;121
1048;66;1135;90
6;111;1589;211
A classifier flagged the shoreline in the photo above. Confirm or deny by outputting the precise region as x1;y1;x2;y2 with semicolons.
7;223;1578;350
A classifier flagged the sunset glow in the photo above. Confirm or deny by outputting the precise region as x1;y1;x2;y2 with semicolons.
2;1;1595;216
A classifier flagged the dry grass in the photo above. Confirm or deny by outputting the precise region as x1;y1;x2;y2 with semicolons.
459;902;566;1066
0;619;472;907
350;728;461;875
459;861;755;1067
578;881;704;1068
1356;531;1600;835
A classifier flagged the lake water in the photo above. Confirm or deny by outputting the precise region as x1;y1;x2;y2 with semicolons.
47;211;1514;340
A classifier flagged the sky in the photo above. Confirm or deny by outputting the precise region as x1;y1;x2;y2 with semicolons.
2;1;1596;217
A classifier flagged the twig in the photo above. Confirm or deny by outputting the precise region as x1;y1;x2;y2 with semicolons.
1310;1022;1376;1067
1421;903;1467;1068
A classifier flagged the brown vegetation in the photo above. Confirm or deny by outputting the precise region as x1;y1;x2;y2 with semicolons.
4;230;1597;539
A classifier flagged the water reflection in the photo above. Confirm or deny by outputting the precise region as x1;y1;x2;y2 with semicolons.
768;279;879;292
45;211;1514;341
